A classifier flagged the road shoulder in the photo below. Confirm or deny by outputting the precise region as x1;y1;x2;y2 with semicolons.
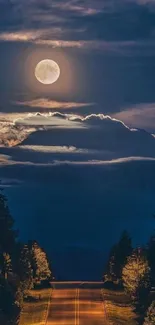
102;289;138;325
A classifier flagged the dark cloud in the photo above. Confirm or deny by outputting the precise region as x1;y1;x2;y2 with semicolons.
62;3;155;42
0;113;155;162
17;113;155;159
0;0;155;42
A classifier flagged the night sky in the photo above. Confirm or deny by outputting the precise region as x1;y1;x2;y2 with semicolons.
0;0;155;280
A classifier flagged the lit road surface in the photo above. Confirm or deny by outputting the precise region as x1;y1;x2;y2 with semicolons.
46;283;107;325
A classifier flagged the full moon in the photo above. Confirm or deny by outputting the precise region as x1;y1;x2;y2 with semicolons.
35;59;60;85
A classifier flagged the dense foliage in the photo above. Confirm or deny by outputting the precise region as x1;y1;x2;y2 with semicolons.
122;248;151;310
144;301;155;325
0;192;17;254
103;228;155;323
0;191;52;325
29;241;51;282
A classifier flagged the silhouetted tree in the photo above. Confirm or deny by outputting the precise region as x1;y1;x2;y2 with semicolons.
0;191;17;254
14;244;33;305
144;301;155;325
0;275;20;325
122;248;151;310
0;252;12;279
0;191;20;324
0;191;52;324
104;231;132;282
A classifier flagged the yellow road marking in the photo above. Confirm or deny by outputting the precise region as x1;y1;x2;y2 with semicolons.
75;288;80;325
77;289;80;325
75;289;77;325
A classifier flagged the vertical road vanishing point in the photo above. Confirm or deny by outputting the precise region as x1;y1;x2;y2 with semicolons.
46;282;108;325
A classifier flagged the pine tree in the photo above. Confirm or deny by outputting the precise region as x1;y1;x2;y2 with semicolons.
0;191;19;324
104;244;118;281
29;241;51;282
0;191;17;254
0;253;12;279
122;248;151;308
11;244;33;309
0;276;15;316
104;231;132;282
144;301;155;325
16;245;33;294
0;275;20;325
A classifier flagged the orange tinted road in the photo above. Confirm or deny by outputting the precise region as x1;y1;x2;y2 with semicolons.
46;289;76;325
79;289;106;325
46;287;107;325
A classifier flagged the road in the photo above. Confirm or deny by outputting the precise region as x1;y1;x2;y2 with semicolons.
46;283;108;325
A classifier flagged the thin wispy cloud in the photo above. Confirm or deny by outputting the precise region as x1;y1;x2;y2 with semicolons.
0;28;65;42
18;145;91;154
16;98;94;110
52;1;102;15
0;154;155;168
0;31;155;56
0;30;43;42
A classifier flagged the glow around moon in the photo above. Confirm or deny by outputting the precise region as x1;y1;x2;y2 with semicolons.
35;59;60;85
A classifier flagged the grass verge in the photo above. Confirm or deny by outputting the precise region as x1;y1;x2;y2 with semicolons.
102;289;138;325
19;288;51;325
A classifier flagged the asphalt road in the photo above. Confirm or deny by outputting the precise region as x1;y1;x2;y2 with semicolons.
46;283;107;325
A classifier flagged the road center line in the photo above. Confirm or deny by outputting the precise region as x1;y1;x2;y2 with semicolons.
75;289;77;325
75;288;80;325
77;288;80;325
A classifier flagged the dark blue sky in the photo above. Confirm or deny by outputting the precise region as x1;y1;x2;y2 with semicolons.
0;0;155;279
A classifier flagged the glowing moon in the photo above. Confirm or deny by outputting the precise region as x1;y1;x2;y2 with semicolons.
35;59;60;85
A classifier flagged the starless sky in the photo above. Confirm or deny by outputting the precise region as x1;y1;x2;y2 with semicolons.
1;0;155;280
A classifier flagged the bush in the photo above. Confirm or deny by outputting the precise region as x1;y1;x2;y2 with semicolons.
144;301;155;325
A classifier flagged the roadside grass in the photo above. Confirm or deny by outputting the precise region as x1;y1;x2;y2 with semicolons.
19;288;51;325
102;289;138;325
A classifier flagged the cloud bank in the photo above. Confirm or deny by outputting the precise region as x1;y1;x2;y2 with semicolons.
0;113;155;165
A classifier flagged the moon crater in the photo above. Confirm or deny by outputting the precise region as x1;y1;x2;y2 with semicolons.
35;59;60;85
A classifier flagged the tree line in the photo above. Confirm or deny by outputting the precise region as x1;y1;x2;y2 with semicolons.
0;191;52;324
1;189;155;325
103;230;155;324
